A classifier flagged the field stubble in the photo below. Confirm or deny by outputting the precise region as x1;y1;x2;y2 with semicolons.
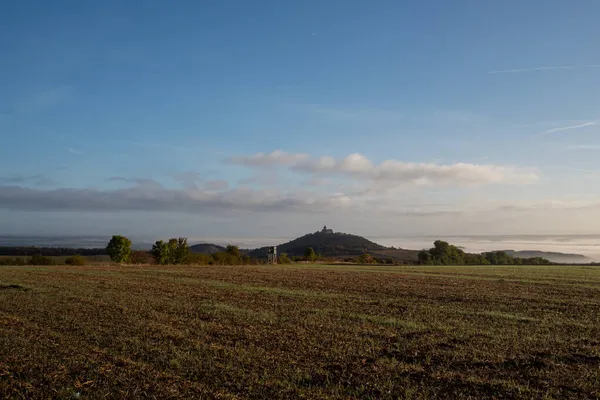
1;264;599;399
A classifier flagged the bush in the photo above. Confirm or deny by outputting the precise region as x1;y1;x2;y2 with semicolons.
279;253;291;264
130;250;154;264
29;254;55;265
357;252;373;264
188;253;212;265
65;255;86;266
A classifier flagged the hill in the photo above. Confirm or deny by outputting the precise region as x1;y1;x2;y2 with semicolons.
247;226;418;261
189;243;226;254
0;246;106;257
502;250;593;264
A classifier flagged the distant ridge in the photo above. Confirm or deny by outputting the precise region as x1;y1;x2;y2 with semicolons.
189;243;226;254
502;250;593;264
0;233;595;264
188;228;596;263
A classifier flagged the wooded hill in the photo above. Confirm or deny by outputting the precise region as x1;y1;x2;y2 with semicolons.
247;227;419;261
502;250;593;264
188;243;226;254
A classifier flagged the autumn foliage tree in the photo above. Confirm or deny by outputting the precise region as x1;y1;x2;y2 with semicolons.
357;252;373;264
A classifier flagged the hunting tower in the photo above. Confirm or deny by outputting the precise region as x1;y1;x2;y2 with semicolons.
268;246;277;264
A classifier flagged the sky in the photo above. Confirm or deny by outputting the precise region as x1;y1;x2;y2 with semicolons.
1;0;600;243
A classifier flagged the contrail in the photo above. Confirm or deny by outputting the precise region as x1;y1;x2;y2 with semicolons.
489;65;600;74
540;122;597;136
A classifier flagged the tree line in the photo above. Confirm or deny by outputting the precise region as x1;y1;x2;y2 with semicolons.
0;246;105;257
106;235;259;265
105;237;331;266
417;240;552;265
0;254;86;266
1;236;556;266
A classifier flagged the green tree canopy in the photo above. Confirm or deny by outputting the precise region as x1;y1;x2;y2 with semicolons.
418;241;551;265
152;238;189;265
106;235;132;263
304;247;316;262
278;252;291;264
152;240;169;265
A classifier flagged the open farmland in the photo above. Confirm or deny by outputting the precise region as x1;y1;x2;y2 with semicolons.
1;264;600;399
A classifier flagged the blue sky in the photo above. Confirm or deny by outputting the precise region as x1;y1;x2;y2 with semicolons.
1;0;600;242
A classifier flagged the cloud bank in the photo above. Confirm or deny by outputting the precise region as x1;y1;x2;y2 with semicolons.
232;151;538;186
0;151;539;215
229;150;309;167
0;185;350;214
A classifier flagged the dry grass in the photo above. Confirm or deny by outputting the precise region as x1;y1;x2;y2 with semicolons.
1;264;599;399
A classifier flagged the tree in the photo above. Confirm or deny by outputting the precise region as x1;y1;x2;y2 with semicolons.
464;253;489;265
484;251;513;265
152;238;189;265
304;247;316;262
426;240;466;265
106;235;132;263
226;245;240;258
169;237;189;264
357;252;373;264
418;250;432;264
173;237;190;264
151;240;169;265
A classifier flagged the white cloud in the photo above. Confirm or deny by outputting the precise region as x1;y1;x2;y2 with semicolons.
229;150;309;167
290;153;538;186
232;151;538;186
339;153;373;173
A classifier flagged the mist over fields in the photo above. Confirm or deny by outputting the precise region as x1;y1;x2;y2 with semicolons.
2;234;599;261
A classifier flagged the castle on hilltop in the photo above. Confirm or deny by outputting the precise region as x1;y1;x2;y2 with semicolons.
321;225;334;234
